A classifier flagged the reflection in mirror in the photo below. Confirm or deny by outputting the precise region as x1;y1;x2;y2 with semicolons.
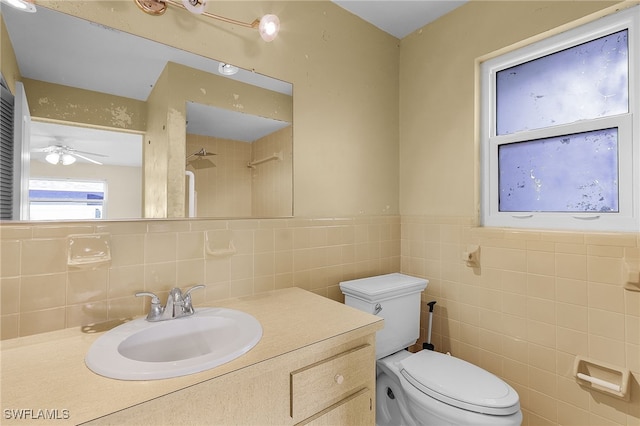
29;121;143;220
0;4;293;221
185;103;292;218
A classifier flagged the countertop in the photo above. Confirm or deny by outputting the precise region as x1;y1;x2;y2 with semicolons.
0;288;382;425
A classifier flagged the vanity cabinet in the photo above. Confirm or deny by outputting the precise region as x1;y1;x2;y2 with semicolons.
2;288;382;426
84;330;377;425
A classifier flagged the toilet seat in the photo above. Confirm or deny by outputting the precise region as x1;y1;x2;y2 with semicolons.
399;350;520;416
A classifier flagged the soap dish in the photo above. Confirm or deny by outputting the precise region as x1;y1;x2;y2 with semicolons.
67;233;112;268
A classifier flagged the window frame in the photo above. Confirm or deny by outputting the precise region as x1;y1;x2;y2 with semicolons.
480;6;640;232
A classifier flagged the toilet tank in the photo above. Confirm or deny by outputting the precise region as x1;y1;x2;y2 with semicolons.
340;273;428;360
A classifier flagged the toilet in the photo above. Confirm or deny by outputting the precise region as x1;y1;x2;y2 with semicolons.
340;273;523;426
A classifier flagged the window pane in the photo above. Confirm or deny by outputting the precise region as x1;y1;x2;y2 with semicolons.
29;179;105;220
496;30;628;135
498;128;619;212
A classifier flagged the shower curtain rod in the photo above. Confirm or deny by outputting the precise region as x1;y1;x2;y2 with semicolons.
247;151;282;168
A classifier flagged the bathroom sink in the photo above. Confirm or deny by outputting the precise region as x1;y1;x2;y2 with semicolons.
85;307;262;380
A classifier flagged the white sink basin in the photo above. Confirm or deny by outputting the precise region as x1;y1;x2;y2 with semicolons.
85;308;262;380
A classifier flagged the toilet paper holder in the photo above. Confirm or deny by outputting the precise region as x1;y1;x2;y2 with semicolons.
573;356;630;400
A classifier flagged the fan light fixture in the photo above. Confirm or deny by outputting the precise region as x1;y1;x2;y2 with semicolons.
0;0;36;12
45;152;76;166
134;0;280;42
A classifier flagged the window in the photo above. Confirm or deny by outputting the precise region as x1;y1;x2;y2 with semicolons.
481;6;639;232
29;179;106;220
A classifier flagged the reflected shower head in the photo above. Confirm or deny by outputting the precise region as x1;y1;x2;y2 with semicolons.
193;148;216;157
186;148;217;162
188;158;216;169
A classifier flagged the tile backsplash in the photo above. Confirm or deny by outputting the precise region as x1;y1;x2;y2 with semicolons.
0;216;400;339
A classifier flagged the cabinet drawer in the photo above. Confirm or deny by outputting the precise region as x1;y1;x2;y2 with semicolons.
297;388;372;426
290;344;373;421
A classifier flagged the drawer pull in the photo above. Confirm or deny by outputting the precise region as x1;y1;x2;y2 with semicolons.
334;374;344;385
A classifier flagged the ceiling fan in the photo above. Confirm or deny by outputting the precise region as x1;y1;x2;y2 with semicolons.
33;144;108;166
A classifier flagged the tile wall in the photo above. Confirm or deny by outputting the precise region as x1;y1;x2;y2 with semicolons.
401;215;640;426
0;215;400;339
3;213;639;426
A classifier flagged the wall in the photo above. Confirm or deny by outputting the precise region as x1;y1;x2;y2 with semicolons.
399;1;639;425
251;125;293;217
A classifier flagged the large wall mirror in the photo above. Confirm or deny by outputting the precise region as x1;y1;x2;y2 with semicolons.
1;4;293;221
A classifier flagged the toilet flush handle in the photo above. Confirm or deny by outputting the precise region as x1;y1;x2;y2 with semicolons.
373;303;382;315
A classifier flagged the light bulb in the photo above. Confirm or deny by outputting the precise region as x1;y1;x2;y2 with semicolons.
258;14;280;42
61;154;76;165
45;152;60;165
218;63;239;76
0;0;36;12
182;0;206;15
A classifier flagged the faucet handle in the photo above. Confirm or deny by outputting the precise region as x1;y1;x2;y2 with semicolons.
184;284;205;297
135;291;160;304
183;284;205;315
136;291;163;320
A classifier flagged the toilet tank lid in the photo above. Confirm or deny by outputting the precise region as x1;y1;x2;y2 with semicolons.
339;273;428;302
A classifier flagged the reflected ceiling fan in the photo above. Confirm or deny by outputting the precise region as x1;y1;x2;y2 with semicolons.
33;144;108;166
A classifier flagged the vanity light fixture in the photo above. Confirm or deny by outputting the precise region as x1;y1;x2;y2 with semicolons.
0;0;36;12
218;63;239;76
134;0;280;42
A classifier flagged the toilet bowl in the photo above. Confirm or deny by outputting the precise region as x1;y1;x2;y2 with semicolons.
340;273;523;426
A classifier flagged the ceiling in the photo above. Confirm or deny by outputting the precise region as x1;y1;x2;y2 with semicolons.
332;0;468;39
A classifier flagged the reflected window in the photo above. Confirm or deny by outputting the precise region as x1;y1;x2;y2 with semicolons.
481;6;639;232
29;178;106;220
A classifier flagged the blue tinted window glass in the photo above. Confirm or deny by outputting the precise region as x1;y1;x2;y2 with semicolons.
498;128;619;212
497;30;628;135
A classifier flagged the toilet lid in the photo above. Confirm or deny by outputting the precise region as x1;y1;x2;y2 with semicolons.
399;350;520;416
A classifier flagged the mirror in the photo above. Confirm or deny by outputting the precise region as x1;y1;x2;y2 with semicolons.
1;5;293;221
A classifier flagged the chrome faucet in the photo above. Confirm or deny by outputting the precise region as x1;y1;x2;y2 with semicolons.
136;284;205;322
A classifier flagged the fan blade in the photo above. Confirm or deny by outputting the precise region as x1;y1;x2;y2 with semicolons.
68;148;108;157
32;146;59;153
73;153;103;165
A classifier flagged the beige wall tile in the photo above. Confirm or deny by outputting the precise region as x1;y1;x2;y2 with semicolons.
1;314;18;339
21;239;67;275
588;255;622;285
556;327;588;356
20;307;66;336
67;267;108;304
555;253;587;280
1;277;20;315
110;234;144;267
556;302;587;332
144;232;177;263
0;240;21;278
67;301;108;328
177;232;204;260
556;278;587;305
588;309;625;341
588;282;625;313
20;273;66;311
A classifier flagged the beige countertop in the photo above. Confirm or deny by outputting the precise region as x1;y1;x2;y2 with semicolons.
0;288;382;425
